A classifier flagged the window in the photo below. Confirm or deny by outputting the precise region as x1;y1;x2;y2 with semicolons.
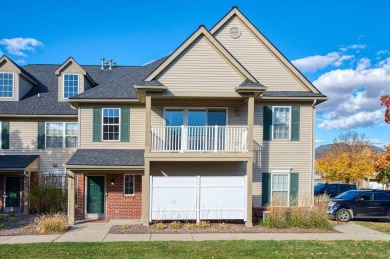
63;74;79;99
41;170;67;189
374;192;390;201
357;193;373;201
102;108;120;140
272;106;291;140
271;173;289;206
46;122;78;148
0;72;14;98
124;175;135;195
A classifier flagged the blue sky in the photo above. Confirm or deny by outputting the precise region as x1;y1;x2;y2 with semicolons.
1;0;389;147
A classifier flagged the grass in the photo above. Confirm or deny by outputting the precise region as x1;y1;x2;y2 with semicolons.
0;241;389;258
355;221;390;234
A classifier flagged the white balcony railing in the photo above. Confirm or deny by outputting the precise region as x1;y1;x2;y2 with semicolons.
150;126;248;153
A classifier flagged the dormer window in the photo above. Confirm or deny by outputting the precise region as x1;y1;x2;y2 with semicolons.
0;72;14;98
63;74;79;99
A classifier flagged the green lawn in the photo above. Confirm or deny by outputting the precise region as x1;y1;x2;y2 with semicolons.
0;240;389;258
356;221;390;234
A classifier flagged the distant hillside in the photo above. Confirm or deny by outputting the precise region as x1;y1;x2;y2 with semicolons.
315;144;384;159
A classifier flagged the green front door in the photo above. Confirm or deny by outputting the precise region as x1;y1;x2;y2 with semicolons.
87;176;105;214
5;177;21;210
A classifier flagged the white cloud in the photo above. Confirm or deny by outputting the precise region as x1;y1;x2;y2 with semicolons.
292;52;353;73
366;139;388;148
377;50;389;55
0;49;3;56
315;56;390;130
315;139;324;144
0;37;43;57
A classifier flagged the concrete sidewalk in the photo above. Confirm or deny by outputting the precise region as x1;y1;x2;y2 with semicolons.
0;221;389;244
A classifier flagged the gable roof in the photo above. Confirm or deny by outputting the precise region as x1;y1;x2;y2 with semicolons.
55;57;96;86
0;55;38;85
144;25;258;84
315;144;384;159
210;7;322;94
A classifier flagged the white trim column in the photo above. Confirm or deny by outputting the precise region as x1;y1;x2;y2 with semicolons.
67;170;75;225
245;96;254;227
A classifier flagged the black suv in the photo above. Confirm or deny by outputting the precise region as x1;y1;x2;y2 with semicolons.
314;183;357;197
327;190;390;222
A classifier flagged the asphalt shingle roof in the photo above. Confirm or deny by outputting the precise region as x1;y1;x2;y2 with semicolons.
315;144;384;159
67;149;144;166
0;155;39;169
261;91;327;98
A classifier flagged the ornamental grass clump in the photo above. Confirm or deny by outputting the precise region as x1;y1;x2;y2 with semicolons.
262;194;333;230
35;213;68;235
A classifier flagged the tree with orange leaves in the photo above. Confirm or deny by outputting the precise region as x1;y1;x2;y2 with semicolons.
381;95;390;123
316;131;375;183
372;145;390;184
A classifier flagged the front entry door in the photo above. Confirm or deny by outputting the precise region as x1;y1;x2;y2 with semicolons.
86;176;105;219
4;177;22;212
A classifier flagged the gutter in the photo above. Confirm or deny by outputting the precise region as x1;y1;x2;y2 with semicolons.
310;99;317;206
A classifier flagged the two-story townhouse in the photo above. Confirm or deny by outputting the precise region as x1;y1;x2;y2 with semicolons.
0;7;327;227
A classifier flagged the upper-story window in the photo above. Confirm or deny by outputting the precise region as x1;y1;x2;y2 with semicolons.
102;108;120;141
46;122;78;148
0;72;14;98
63;74;79;99
272;106;291;140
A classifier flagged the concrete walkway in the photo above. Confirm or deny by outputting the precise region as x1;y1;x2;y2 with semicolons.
0;221;389;244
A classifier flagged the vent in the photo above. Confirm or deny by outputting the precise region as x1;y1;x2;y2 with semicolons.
229;26;241;39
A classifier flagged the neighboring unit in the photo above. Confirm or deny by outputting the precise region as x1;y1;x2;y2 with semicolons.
0;7;327;226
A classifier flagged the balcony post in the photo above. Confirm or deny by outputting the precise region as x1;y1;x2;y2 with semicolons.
142;95;151;226
214;125;218;152
245;96;254;227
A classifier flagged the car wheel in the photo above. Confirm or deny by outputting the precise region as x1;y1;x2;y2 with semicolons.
336;209;352;222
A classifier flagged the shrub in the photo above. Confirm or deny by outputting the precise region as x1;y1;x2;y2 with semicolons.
169;221;182;229
0;218;3;229
35;213;67;234
198;221;211;229
122;225;129;230
155;222;167;230
29;176;67;214
217;222;228;230
184;223;196;230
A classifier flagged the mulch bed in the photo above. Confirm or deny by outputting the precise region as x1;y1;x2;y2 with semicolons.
0;214;37;236
109;222;337;234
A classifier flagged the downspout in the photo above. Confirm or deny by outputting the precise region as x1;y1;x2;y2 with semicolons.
23;170;30;214
310;99;317;206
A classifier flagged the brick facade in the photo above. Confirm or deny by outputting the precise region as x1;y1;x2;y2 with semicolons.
75;174;142;220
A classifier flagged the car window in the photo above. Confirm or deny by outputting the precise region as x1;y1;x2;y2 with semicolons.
335;191;360;199
357;193;373;201
326;185;337;195
374;192;390;201
314;184;325;192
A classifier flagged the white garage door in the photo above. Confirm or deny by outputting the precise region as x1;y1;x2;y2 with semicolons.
150;176;247;222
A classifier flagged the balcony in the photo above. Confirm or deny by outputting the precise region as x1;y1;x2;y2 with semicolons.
150;126;248;153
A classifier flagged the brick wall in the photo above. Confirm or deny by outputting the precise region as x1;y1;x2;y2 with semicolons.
106;174;142;219
75;174;142;220
0;176;3;212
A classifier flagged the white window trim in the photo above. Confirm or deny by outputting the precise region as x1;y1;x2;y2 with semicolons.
63;73;80;99
270;168;292;207
0;72;15;98
41;169;66;189
102;108;121;141
162;107;229;127
123;174;135;196
45;122;79;149
272;106;291;141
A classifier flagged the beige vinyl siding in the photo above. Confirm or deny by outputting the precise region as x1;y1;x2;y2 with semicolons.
0;120;77;172
79;104;145;149
58;62;85;102
157;35;245;94
0;61;19;101
151;161;246;176
18;76;33;100
214;16;307;92
252;102;313;207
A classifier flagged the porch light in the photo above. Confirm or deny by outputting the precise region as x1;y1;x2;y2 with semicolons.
110;178;115;185
235;108;240;116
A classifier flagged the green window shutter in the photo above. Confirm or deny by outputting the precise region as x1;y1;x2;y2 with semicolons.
290;172;299;206
263;106;272;141
291;105;300;141
93;108;102;142
121;107;130;142
262;173;271;207
1;121;9;149
37;121;45;149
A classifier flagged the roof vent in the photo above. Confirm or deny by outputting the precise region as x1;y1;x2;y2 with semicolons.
108;59;116;70
38;93;41;98
229;26;241;39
